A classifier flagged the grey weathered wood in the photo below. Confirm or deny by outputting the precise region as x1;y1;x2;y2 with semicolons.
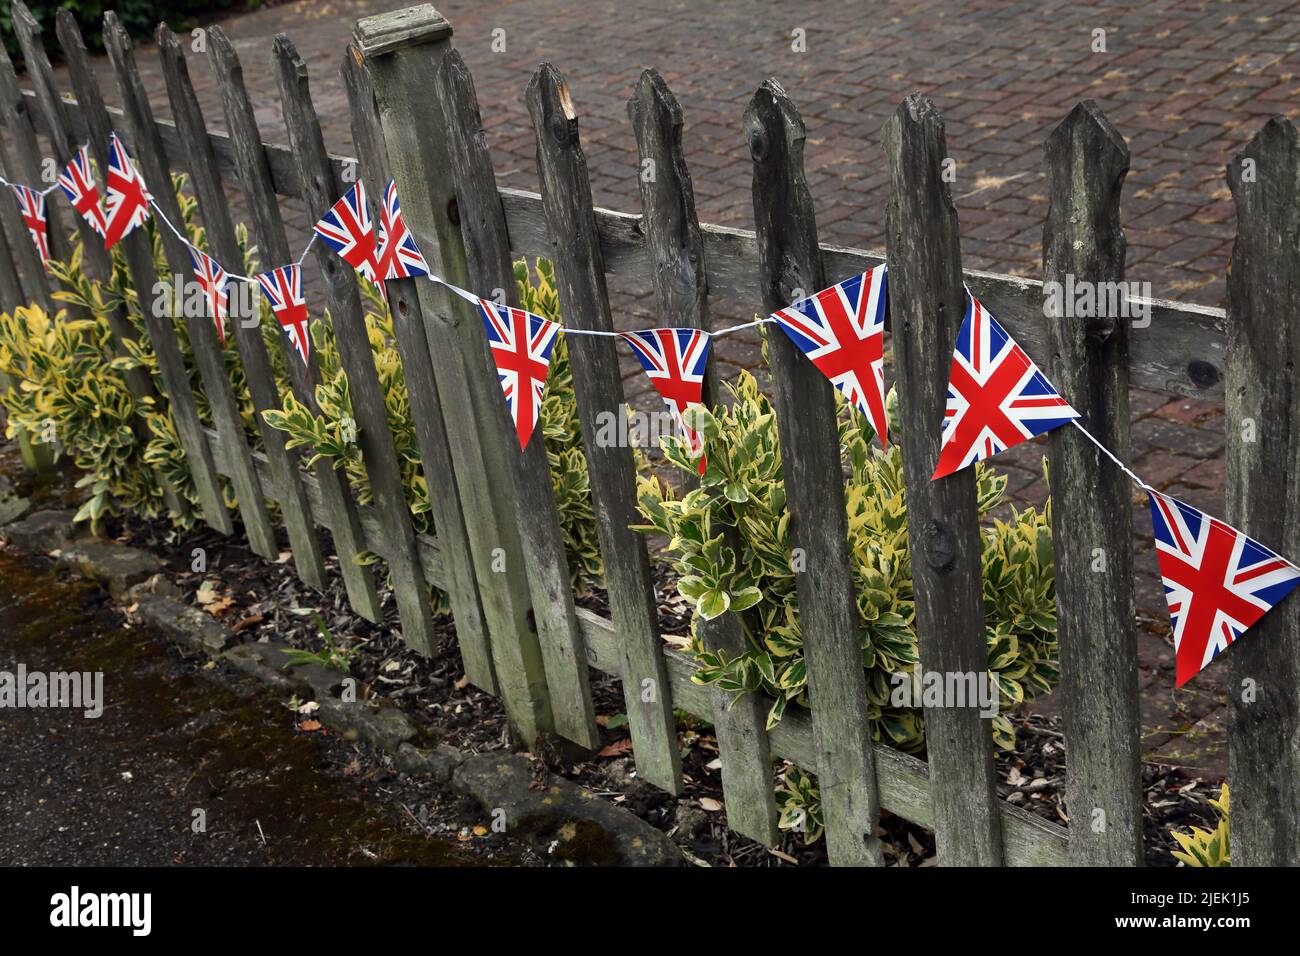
526;62;681;792
1225;116;1300;866
632;68;778;844
7;90;1229;404
20;5;187;517
273;33;439;656
1042;101;1143;867
154;23;279;561
100;12;233;536
154;23;326;587
884;93;1004;866
0;55;50;312
205;25;382;621
354;11;556;740
0;205;23;309
433;47;597;748
745;79;882;866
338;43;497;691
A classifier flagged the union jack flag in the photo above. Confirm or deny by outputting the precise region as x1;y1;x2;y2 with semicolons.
619;328;711;471
103;132;152;249
772;266;889;448
313;183;380;285
1149;490;1300;686
9;185;49;268
376;179;428;283
256;264;311;365
189;247;230;344
476;297;561;450
57;143;107;239
932;293;1078;479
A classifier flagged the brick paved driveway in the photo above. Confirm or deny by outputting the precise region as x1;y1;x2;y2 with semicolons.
47;0;1300;776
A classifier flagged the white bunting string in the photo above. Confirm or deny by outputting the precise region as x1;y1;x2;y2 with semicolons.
0;171;61;196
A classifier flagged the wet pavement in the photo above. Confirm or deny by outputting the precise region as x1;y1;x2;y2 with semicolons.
0;548;521;866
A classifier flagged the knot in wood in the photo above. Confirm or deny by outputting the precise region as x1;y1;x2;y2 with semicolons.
923;520;956;571
1187;359;1220;389
549;113;576;147
1084;315;1115;344
446;196;460;226
748;128;768;161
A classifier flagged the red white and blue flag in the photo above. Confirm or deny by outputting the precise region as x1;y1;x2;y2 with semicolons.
619;327;711;470
103;132;152;249
376;179;429;283
932;293;1077;479
57;143;107;240
772;266;889;448
256;264;311;365
189;247;230;344
313;183;380;285
476;297;560;450
1149;490;1300;686
10;185;49;269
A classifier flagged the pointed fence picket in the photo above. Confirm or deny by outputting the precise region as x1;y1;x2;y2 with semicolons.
0;1;1292;867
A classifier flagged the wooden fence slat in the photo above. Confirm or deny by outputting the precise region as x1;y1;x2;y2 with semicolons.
0;56;51;312
430;47;598;748
272;33;439;657
744;79;882;866
0;215;50;472
151;25;279;561
16;4;190;517
353;11;558;742
1225;116;1300;866
631;68;778;844
1042;101;1144;866
99;12;233;536
153;24;327;588
525;62;681;792
884;93;1004;865
3;90;1230;404
337;44;498;692
204;26;383;622
11;5;144;354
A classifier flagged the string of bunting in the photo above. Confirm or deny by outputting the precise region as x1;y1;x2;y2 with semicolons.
4;132;1296;689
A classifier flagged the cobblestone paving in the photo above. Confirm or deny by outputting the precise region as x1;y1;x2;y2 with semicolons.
41;0;1295;776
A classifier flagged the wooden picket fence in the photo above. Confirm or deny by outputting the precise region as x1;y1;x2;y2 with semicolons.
0;2;1295;867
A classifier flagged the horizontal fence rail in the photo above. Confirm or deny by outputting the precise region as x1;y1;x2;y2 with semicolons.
0;0;1289;869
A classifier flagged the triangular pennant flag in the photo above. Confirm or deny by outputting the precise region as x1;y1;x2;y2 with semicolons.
476;297;560;450
256;264;311;365
103;132;152;249
772;265;889;448
376;179;429;283
9;185;50;269
57;143;107;239
619;328;711;473
932;293;1078;479
189;247;230;344
1148;490;1300;687
313;182;381;285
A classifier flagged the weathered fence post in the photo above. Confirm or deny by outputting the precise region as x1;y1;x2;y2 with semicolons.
99;12;234;536
745;78;882;866
429;47;599;746
351;8;555;740
0;50;50;313
884;93;1004;865
154;24;328;589
527;61;682;792
204;26;384;621
1225;116;1300;866
1042;101;1144;866
631;68;778;844
337;45;499;696
273;33;439;657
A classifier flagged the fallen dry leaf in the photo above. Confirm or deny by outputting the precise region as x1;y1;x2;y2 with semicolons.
597;739;634;758
699;797;723;812
298;719;322;732
453;673;471;690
